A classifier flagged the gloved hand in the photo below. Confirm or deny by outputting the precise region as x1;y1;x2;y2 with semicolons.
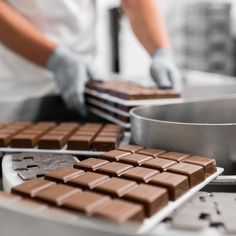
150;48;181;90
46;46;90;117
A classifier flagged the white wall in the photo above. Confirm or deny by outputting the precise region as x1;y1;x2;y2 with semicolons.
94;0;120;78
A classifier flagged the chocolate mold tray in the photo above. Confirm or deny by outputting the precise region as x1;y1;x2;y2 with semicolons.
1;160;223;234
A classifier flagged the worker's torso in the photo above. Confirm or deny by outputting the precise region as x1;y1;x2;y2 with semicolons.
0;0;96;101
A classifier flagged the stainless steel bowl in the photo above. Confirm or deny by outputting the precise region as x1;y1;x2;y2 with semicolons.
131;95;236;174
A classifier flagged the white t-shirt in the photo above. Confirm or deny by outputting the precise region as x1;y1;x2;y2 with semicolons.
0;0;96;101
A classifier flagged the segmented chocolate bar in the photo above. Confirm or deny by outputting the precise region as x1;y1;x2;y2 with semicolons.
8;145;218;226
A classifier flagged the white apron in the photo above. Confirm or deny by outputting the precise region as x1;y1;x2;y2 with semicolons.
0;0;96;101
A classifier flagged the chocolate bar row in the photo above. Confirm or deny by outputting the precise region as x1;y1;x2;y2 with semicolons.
0;122;124;151
11;153;78;180
86;80;180;100
9;145;217;224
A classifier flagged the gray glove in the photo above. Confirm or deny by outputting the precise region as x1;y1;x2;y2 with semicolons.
150;48;181;90
46;46;90;117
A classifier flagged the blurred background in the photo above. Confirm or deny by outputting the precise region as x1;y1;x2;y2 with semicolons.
95;0;236;81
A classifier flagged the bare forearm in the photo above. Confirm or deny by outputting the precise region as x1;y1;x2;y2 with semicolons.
121;0;171;55
0;1;56;66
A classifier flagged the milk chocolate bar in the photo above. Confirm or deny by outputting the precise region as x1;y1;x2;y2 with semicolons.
120;167;159;183
167;163;205;187
101;150;130;161
94;199;144;223
123;184;168;217
8;145;218;226
75;158;109;171
142;158;177;172
149;172;189;200
45;167;84;183
158;152;190;162
94;177;137;197
86;80;181;100
182;156;217;177
63;191;111;216
68;172;109;190
0;122;124;151
38;135;68;149
118;153;153;166
92;136;118;151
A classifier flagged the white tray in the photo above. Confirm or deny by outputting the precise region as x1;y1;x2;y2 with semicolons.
88;107;131;129
86;88;183;107
87;97;130;117
0;132;130;156
1;152;223;234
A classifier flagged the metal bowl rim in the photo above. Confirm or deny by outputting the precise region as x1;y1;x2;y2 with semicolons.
130;104;236;127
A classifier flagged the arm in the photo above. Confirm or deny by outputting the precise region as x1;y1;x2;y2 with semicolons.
121;0;180;90
0;0;56;66
0;1;89;115
121;0;170;55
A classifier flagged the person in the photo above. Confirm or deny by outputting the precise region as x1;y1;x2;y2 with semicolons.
0;0;180;119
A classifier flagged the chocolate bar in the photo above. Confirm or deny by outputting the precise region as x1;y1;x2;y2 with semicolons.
63;191;111;216
75;158;109;171
158;152;190;162
0;122;124;152
92;136;118;151
149;172;189;200
35;184;81;206
123;184;168;217
94;177;137;197
182;156;217;177
0;123;32;147
120;167;159;183
93;199;144;223
141;158;177;172
86;80;180;100
118;153;153;166
68;172;109;190
101;150;130;161
95;162;133;177
67;136;93;150
118;145;144;153
167;163;205;187
45;167;84;183
38;135;68;149
12;179;56;198
9;145;218;226
137;148;166;157
86;81;181;126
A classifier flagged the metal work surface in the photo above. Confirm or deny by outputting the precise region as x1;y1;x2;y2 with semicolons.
131;95;236;174
151;192;236;235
